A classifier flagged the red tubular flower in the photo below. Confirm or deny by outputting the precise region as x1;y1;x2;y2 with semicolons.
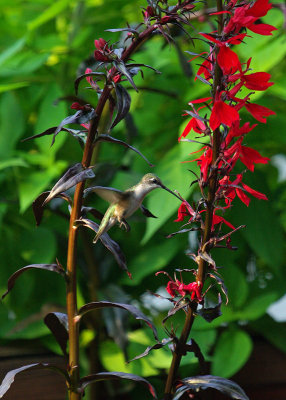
195;147;213;182
245;102;276;123
217;45;242;75
210;99;240;131
247;23;277;35
179;117;206;140
174;201;195;222
166;279;202;301
94;38;111;62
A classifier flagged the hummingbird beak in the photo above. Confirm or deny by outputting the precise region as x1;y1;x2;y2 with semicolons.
160;184;182;201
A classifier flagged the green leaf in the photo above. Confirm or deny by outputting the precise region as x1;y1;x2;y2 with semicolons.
0;37;26;66
27;0;70;31
0;92;24;159
238;292;279;320
211;329;253;378
99;340;158;377
18;227;57;264
18;160;67;213
250;314;286;354
0;82;29;93
0;158;28;170
34;84;67;155
141;142;201;244
231;173;284;273
120;237;181;286
221;265;249;309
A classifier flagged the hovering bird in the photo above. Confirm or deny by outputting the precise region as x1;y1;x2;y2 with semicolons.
84;173;181;243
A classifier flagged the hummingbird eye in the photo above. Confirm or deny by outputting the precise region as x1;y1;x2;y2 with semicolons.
151;178;158;184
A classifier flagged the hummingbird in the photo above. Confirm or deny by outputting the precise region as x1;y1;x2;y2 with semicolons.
84;173;181;243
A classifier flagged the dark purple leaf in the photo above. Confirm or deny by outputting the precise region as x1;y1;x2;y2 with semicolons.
115;62;138;92
79;372;157;398
199;251;216;269
43;164;95;206
126;63;161;74
140;205;157;218
74;72;107;95
195;73;212;86
166;228;198;238
33;191;72;226
184;110;208;122
51;109;96;145
44;312;69;356
22;127;58;142
105;28;139;34
163;301;188;325
22;127;87;146
185;338;206;372
74;218;129;275
209;273;229;304
0;363;69;398
78;301;158;341
174;375;249;400
196;294;222;323
128;338;172;362
110;84;131;129
94;135;154;166
2;264;66;300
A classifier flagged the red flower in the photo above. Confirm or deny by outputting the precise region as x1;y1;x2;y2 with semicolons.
225;121;257;146
217;45;242;75
223;138;269;171
94;38;111;62
212;212;235;230
245;102;275;123
247;23;277;35
174;201;195;222
209;99;240;131
194;147;213;182
218;174;268;206
196;55;214;81
229;68;273;91
166;279;202;301
245;0;272;18
179;117;207;140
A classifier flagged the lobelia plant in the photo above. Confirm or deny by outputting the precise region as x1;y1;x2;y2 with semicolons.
0;0;277;399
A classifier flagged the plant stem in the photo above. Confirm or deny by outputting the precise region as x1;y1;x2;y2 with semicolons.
65;19;170;398
164;1;224;398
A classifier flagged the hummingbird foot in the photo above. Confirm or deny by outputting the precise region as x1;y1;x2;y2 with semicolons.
118;218;130;232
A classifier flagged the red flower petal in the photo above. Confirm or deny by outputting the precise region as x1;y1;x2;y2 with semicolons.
236;188;250;206
217;45;242;75
248;23;277;35
245;103;275;123
243;72;274;91
241;182;268;200
210;100;240;130
245;0;272;18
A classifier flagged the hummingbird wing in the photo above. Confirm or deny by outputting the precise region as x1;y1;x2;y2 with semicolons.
84;186;128;204
140;204;157;218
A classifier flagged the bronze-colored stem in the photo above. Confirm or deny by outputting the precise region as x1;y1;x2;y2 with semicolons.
65;20;166;399
164;1;224;398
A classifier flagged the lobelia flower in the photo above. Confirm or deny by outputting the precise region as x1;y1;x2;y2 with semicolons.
223;137;270;172
174;201;196;222
209;96;240;131
245;102;276;123
218;174;268;207
94;38;112;62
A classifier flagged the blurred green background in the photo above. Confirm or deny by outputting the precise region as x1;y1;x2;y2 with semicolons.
0;0;286;398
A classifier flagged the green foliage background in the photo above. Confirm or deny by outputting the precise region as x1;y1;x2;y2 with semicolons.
0;0;286;396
